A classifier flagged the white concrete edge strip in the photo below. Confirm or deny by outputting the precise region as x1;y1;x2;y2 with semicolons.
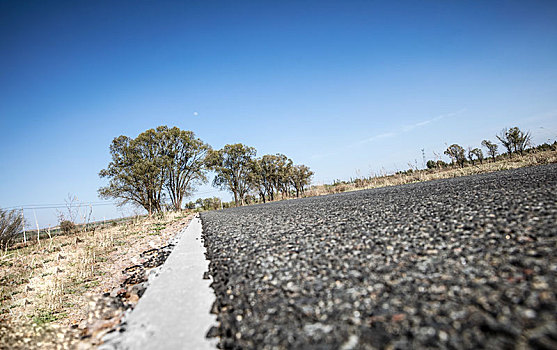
101;215;218;350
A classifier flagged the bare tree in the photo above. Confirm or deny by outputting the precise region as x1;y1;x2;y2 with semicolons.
1;209;24;250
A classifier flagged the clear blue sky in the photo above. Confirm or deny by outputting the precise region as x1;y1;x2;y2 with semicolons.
1;0;557;227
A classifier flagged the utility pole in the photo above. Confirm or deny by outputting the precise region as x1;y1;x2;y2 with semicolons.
421;148;426;169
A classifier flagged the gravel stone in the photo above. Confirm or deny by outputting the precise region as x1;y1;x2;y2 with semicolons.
201;164;557;349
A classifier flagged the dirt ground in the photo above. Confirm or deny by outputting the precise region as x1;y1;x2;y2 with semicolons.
0;211;192;349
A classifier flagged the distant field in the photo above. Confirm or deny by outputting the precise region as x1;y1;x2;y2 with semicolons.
305;149;557;197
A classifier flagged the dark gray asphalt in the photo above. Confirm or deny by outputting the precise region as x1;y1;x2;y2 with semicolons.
201;164;557;350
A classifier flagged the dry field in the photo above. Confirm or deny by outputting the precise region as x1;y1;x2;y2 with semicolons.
306;149;557;196
0;211;192;349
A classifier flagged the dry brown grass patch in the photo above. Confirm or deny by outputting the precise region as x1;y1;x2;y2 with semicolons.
0;211;192;348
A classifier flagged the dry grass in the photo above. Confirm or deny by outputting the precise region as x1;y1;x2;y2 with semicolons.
305;150;557;197
0;211;192;348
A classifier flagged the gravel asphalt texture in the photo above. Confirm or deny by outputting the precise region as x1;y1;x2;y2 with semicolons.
200;164;557;349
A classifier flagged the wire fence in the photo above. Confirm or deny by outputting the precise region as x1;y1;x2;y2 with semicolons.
2;188;228;245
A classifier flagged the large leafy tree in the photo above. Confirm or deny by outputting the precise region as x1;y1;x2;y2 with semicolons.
208;143;256;206
248;158;268;203
159;127;211;211
259;155;279;201
99;126;210;213
291;165;314;197
269;154;293;199
99;132;166;214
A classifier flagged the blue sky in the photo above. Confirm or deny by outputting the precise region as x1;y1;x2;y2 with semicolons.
1;1;557;227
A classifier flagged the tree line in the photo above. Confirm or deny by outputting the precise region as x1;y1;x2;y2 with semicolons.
98;126;314;214
431;126;534;169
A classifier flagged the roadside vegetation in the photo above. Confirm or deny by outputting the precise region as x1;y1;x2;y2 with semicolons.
97;124;556;213
0;211;190;348
307;127;556;196
98;126;314;210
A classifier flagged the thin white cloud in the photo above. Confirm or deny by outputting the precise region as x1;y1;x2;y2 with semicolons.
310;109;466;159
358;109;466;146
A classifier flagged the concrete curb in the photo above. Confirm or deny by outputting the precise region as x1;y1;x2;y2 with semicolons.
101;215;217;349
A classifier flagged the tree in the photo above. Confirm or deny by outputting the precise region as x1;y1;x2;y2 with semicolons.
471;148;484;164
158;127;211;211
481;140;498;161
444;144;466;167
468;147;483;165
208;144;256;206
247;158;268;203
199;197;222;211
99;126;210;214
1;209;24;250
291;165;314;197
271;154;293;199
260;154;281;201
99;132;166;214
511;127;531;155
497;127;531;157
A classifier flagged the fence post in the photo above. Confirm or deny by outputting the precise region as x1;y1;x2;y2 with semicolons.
33;209;40;245
21;208;26;244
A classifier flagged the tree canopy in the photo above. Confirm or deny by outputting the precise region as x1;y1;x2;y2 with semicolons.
207;143;257;206
444;144;466;167
99;126;210;213
497;127;531;157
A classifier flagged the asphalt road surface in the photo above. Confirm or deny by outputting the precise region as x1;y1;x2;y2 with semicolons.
201;164;557;349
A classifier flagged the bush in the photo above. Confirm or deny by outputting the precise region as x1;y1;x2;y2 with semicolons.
0;209;24;249
60;220;76;235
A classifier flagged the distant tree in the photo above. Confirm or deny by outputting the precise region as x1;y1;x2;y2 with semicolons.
158;127;211;211
481;140;498;161
510;127;531;155
248;159;267;203
444;144;466;167
496;129;513;157
184;201;196;210
426;160;437;169
272;154;293;199
497;127;531;157
0;209;24;249
208;143;256;206
471;148;484;164
437;160;449;168
200;197;222;211
467;147;475;165
291;165;314;197
260;154;281;201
